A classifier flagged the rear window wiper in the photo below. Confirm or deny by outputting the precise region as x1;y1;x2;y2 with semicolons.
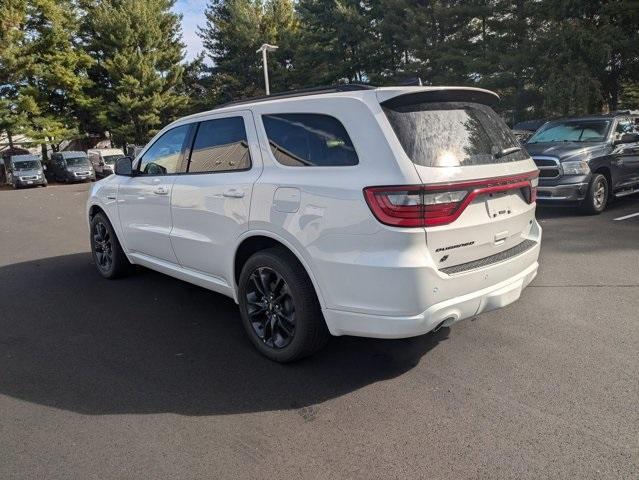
494;146;522;159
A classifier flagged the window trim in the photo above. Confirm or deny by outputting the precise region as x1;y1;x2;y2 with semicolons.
261;112;360;168
182;117;253;176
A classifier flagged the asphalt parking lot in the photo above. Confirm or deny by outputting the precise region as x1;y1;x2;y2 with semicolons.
1;182;637;479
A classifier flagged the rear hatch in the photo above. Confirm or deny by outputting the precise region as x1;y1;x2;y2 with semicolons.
376;89;539;273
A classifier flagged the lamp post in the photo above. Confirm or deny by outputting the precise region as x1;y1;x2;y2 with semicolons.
256;43;279;95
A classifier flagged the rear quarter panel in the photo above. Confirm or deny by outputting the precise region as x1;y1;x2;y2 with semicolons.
246;95;426;311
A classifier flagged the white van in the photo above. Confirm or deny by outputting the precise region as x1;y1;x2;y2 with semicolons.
87;148;124;177
87;85;541;362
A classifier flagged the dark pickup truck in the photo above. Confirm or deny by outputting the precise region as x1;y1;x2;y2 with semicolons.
525;114;639;213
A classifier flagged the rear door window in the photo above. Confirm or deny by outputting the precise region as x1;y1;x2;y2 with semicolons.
262;113;358;167
188;117;251;173
383;102;528;167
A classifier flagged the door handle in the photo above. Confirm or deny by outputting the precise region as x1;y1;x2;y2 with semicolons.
153;186;169;195
223;189;245;198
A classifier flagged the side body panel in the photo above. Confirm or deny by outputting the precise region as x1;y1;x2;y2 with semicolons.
170;110;264;285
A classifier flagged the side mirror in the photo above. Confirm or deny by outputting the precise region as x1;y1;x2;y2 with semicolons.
614;132;639;145
114;156;133;176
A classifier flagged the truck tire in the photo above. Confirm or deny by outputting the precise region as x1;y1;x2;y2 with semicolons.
581;173;608;214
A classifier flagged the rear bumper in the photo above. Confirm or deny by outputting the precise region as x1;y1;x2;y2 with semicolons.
323;260;538;338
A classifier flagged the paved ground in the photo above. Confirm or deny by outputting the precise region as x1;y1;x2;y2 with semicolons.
0;182;637;479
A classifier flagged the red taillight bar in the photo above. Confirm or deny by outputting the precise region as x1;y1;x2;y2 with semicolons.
364;170;539;228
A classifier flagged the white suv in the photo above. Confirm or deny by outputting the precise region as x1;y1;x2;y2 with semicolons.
87;85;541;362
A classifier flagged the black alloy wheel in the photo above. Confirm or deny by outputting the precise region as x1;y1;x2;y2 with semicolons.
90;212;132;279
92;219;113;274
238;247;330;362
246;267;296;349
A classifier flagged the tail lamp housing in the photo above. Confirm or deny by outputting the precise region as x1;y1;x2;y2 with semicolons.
364;170;539;228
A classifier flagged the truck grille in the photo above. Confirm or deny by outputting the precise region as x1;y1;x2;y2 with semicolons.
441;239;538;275
533;157;560;178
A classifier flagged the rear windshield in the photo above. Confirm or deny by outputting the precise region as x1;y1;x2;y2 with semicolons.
383;102;528;167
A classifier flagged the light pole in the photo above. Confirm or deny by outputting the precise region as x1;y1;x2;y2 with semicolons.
256;43;279;95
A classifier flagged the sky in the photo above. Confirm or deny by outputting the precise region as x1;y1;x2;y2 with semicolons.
173;0;208;61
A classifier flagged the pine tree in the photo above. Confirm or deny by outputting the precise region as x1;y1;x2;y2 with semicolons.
82;0;188;145
619;82;639;110
12;0;93;156
0;0;28;147
293;0;375;86
199;0;299;101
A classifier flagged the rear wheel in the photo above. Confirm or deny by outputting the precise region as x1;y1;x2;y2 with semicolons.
90;212;132;279
581;173;608;214
238;247;330;362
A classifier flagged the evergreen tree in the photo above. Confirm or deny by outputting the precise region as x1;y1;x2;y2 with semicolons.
618;82;639;110
293;0;375;86
199;0;299;101
476;0;545;122
23;0;92;153
82;0;188;145
2;0;89;153
0;0;28;147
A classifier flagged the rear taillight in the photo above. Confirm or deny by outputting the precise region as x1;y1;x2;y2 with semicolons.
364;170;539;228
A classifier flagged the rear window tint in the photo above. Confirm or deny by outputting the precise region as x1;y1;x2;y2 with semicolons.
262;113;358;167
383;102;528;167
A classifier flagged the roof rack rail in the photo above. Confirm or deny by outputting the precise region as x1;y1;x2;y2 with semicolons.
218;84;376;108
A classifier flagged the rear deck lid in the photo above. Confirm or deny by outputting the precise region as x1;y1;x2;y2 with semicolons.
377;88;539;272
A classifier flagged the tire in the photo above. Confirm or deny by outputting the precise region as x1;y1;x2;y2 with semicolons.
581;173;608;214
238;247;330;362
90;212;132;279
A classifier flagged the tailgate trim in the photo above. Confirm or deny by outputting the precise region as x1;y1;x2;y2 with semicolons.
441;239;538;275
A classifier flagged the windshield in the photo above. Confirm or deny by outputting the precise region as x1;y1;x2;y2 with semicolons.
65;157;90;167
383;102;528;167
528;120;611;143
103;155;122;165
13;160;41;170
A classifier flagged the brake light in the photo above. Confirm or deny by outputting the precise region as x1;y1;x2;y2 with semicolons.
364;171;539;227
529;176;539;203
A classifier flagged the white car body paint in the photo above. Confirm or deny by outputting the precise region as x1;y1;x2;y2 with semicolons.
88;86;541;339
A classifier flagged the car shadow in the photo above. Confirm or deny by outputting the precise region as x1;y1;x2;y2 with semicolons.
0;253;447;416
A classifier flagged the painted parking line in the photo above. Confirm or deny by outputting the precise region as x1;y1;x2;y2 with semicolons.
613;212;639;221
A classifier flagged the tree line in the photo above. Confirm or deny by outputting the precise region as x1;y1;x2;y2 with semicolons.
1;0;638;155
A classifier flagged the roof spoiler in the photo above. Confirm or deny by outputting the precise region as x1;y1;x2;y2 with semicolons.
380;88;500;109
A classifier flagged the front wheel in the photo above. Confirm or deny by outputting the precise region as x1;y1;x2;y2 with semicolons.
238;247;330;362
581;173;608;214
90;212;132;279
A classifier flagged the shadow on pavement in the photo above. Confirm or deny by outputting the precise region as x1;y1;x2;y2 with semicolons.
0;253;446;416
